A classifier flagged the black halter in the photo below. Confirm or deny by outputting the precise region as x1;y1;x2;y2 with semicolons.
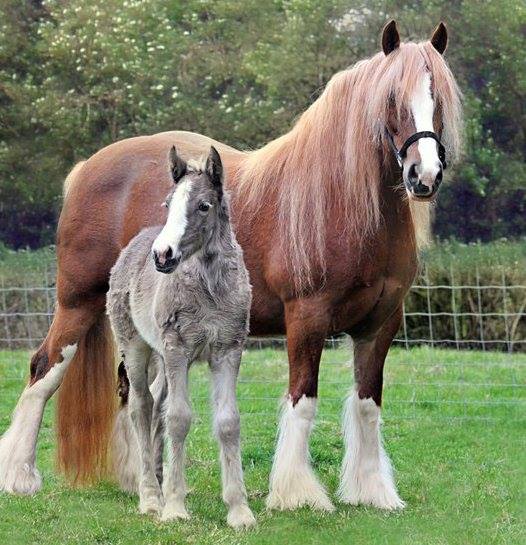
385;130;447;170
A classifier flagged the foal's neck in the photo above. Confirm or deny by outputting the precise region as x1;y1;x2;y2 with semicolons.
198;214;237;294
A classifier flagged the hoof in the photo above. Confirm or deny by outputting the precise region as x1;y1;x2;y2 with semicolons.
338;473;405;510
227;504;256;529
0;462;42;496
161;502;191;522
266;474;334;512
139;495;164;516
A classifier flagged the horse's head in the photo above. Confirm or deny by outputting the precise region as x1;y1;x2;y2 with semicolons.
152;146;225;274
380;20;458;201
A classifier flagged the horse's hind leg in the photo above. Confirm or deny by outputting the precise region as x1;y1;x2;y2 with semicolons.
338;308;404;509
266;299;334;511
209;346;255;529
0;302;101;494
124;339;163;516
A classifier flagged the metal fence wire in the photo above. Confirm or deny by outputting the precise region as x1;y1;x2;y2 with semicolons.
0;257;524;424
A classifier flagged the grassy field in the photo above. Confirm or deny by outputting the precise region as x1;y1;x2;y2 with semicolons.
0;346;525;545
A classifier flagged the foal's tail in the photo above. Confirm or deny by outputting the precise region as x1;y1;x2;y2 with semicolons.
56;314;117;484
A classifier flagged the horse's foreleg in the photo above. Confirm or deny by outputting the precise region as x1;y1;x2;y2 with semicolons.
125;340;162;516
338;308;404;509
266;300;334;511
210;346;255;529
0;303;99;494
160;344;191;522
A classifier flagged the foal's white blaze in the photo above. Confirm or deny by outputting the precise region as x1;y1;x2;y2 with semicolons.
338;388;404;509
0;344;77;495
410;72;442;182
267;395;334;511
152;178;192;260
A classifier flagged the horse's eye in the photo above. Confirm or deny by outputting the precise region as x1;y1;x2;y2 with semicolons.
198;202;211;212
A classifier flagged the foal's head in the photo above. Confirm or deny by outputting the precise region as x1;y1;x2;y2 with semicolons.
152;146;226;274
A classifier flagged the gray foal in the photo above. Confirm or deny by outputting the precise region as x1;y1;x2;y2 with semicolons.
107;146;255;528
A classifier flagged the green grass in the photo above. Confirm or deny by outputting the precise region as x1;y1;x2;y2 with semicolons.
1;346;525;545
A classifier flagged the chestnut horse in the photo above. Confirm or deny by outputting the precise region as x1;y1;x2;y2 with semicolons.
0;21;461;511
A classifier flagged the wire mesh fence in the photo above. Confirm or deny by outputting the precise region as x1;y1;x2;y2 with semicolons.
0;255;524;426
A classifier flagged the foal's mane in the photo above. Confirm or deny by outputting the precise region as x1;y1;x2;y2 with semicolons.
236;42;462;289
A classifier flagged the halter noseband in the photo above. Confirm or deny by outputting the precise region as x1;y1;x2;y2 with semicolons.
385;130;447;170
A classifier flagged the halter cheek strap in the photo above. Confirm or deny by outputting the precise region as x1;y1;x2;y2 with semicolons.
386;130;447;170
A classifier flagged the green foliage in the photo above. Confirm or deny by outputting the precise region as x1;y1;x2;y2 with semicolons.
0;0;524;247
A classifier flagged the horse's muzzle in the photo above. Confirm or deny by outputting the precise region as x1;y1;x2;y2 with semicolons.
405;162;443;200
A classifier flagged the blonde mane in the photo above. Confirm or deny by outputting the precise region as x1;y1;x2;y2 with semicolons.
236;42;462;288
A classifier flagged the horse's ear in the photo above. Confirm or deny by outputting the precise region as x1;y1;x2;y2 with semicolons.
382;20;400;56
430;22;448;55
169;145;187;183
206;146;223;189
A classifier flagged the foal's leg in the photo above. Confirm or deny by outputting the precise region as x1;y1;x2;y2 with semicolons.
160;344;192;521
210;346;255;529
125;340;164;515
266;299;334;511
148;352;166;487
0;302;100;494
338;309;404;509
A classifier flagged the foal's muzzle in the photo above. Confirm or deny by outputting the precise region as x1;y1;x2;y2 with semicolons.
153;246;181;274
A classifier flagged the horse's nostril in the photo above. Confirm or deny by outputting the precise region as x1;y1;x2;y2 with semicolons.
408;163;418;181
165;246;173;261
435;168;443;185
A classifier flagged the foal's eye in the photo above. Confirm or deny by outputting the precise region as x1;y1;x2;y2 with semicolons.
198;202;211;212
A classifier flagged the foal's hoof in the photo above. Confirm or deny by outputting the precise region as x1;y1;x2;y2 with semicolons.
161;502;191;522
139;496;163;516
227;504;256;530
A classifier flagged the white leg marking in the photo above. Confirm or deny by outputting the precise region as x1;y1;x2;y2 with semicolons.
266;395;334;511
411;72;441;180
338;388;404;509
0;344;77;495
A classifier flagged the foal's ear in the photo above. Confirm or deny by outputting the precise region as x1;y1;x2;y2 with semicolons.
430;22;448;55
206;146;223;189
169;145;187;183
382;20;400;56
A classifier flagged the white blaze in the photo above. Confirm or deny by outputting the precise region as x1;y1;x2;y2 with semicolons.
152;179;192;257
410;72;441;180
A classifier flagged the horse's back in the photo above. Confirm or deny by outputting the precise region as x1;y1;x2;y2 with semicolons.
55;131;243;303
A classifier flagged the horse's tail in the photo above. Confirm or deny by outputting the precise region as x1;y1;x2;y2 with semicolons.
111;362;140;493
56;314;117;484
